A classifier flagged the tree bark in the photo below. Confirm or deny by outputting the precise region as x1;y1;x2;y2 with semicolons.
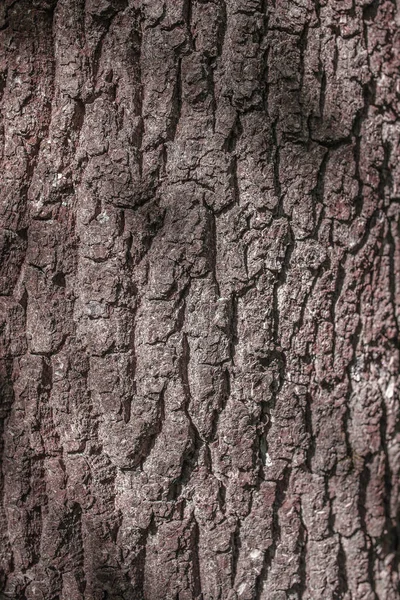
1;0;400;598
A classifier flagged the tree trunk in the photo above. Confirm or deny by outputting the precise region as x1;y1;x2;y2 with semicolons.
1;0;399;598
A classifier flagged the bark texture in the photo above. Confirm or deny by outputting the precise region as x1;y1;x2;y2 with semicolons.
1;0;400;598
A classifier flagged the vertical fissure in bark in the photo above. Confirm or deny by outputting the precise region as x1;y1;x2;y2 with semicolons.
255;466;291;599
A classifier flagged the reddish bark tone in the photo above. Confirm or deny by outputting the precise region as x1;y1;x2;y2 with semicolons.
1;0;400;598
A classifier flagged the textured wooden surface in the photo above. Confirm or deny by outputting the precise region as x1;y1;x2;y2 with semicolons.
0;0;400;598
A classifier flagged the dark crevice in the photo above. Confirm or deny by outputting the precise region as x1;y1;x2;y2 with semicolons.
352;80;376;218
216;0;228;59
379;392;399;562
334;535;349;599
166;59;183;143
134;382;167;472
254;468;291;599
319;69;327;121
304;392;315;472
271;118;282;208
387;221;400;335
231;519;241;586
190;515;202;598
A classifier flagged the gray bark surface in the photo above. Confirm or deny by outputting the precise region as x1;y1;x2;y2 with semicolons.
0;0;400;598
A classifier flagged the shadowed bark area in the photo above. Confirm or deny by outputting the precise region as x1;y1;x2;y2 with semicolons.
0;0;399;598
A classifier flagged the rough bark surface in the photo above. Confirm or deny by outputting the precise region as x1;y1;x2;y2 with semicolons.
0;0;400;598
